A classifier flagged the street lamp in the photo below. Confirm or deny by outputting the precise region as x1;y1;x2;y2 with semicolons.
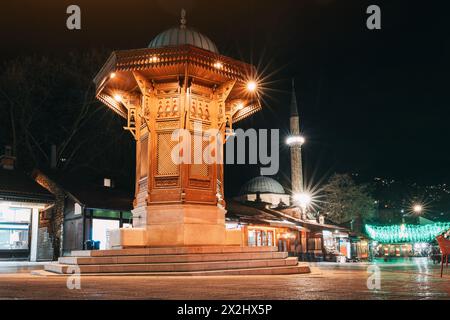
113;94;122;102
413;204;423;214
246;80;257;92
235;102;244;111
293;192;311;210
293;192;311;220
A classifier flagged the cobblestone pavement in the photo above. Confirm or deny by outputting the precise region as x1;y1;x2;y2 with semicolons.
0;259;448;300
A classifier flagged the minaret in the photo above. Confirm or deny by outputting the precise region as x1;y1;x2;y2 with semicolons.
287;79;304;196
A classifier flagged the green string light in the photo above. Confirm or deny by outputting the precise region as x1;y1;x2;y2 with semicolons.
365;222;450;243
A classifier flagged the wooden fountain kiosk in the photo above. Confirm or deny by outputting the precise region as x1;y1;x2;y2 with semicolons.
43;12;310;275
94;15;262;248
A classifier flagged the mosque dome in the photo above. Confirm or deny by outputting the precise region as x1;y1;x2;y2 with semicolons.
148;10;219;54
239;176;286;195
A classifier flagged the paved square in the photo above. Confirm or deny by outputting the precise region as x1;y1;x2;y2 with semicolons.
0;259;448;300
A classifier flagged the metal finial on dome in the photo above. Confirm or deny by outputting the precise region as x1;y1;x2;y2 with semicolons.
148;10;219;53
180;9;187;29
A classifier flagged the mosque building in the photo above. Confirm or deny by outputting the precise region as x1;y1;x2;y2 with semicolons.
226;83;354;261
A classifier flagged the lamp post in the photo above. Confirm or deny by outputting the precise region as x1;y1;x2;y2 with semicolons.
412;203;423;215
413;204;423;215
293;192;311;220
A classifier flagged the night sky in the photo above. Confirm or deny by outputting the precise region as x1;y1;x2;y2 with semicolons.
1;0;449;194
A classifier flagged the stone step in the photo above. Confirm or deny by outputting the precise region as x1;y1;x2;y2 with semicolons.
35;264;310;276
59;251;288;265
69;246;278;258
34;264;310;276
45;257;299;274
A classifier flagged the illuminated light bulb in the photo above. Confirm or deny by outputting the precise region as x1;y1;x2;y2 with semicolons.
293;192;311;209
114;94;122;102
214;62;223;69
236;102;244;111
286;135;305;146
413;204;423;214
246;80;257;92
110;72;116;79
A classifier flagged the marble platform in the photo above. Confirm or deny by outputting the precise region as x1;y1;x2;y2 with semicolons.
43;246;310;276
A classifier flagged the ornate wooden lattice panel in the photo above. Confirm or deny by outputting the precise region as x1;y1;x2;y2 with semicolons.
189;137;209;177
157;133;179;176
190;162;209;177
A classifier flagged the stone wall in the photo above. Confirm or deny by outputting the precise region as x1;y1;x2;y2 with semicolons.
37;227;54;261
33;171;66;260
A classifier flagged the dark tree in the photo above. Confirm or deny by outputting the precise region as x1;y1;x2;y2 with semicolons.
321;173;376;225
0;51;134;186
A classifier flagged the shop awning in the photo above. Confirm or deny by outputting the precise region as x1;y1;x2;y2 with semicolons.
262;219;310;232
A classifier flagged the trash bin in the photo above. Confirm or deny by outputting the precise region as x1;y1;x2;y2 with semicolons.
85;240;100;250
85;240;94;250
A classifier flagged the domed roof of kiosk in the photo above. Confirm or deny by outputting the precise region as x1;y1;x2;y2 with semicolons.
239;176;286;195
148;10;219;54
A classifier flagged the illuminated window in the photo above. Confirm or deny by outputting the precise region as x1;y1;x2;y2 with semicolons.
92;219;120;250
0;207;31;223
0;224;29;250
248;230;256;247
248;228;275;247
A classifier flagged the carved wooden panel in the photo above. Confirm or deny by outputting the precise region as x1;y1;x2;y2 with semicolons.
190;97;211;121
156;120;179;130
156;133;179;176
188;178;211;188
157;97;179;119
155;176;179;188
140;135;149;179
189;120;210;131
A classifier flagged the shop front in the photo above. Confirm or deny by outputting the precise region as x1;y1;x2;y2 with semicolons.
350;236;369;261
0;207;31;260
63;208;133;252
88;209;133;250
0;162;54;261
322;230;351;262
371;242;432;258
247;226;276;247
232;222;307;256
299;222;350;262
0;201;51;261
365;222;450;259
